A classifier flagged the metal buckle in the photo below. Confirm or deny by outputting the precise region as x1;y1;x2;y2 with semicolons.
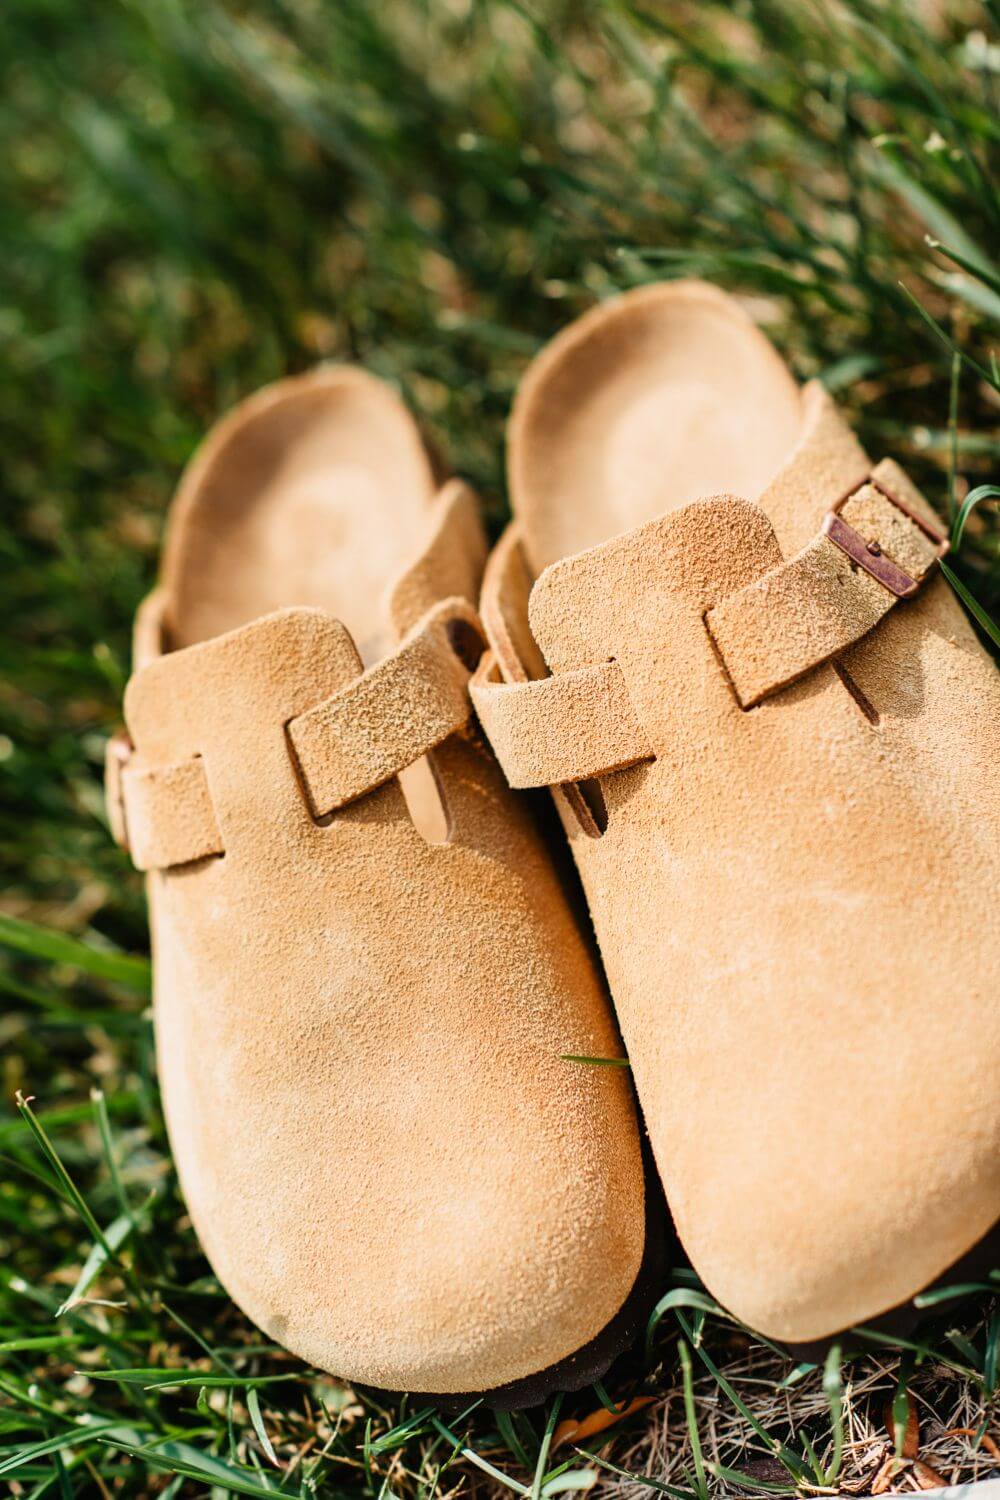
105;730;134;851
822;475;950;599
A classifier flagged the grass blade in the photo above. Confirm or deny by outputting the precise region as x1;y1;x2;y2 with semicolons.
950;484;1000;550
822;1343;844;1484
0;915;151;993
576;1449;694;1500
430;1417;529;1496
559;1055;631;1068
56;1209;137;1315
0;1422;128;1479
677;1341;707;1500
99;1439;293;1499
941;561;1000;648
531;1395;563;1500
246;1388;280;1469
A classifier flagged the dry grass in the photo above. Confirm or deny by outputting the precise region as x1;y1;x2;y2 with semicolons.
599;1337;1000;1498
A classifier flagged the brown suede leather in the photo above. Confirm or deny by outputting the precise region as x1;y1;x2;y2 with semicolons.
108;368;646;1394
474;281;1000;1344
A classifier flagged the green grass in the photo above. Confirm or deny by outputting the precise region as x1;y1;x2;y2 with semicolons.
1;0;998;1494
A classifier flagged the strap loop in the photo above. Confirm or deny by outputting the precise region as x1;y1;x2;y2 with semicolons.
470;651;651;790
105;733;224;873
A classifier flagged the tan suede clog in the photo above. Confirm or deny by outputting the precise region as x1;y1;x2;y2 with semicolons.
106;368;653;1403
472;281;1000;1348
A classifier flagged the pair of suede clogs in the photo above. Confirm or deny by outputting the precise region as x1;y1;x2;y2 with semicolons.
106;281;1000;1407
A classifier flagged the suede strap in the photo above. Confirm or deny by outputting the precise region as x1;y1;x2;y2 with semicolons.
705;461;947;708
470;652;651;789
106;736;224;872
287;598;482;817
108;598;483;871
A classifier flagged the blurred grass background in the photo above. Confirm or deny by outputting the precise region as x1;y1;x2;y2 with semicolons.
1;0;998;1495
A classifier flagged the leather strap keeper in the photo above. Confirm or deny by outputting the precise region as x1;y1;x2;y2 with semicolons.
470;651;651;789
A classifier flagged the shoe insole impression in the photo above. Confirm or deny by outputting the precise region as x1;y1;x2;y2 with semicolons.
159;367;450;840
509;281;803;576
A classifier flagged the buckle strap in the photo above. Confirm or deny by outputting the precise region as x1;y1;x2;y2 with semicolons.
287;597;483;817
705;460;947;709
470;650;652;790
